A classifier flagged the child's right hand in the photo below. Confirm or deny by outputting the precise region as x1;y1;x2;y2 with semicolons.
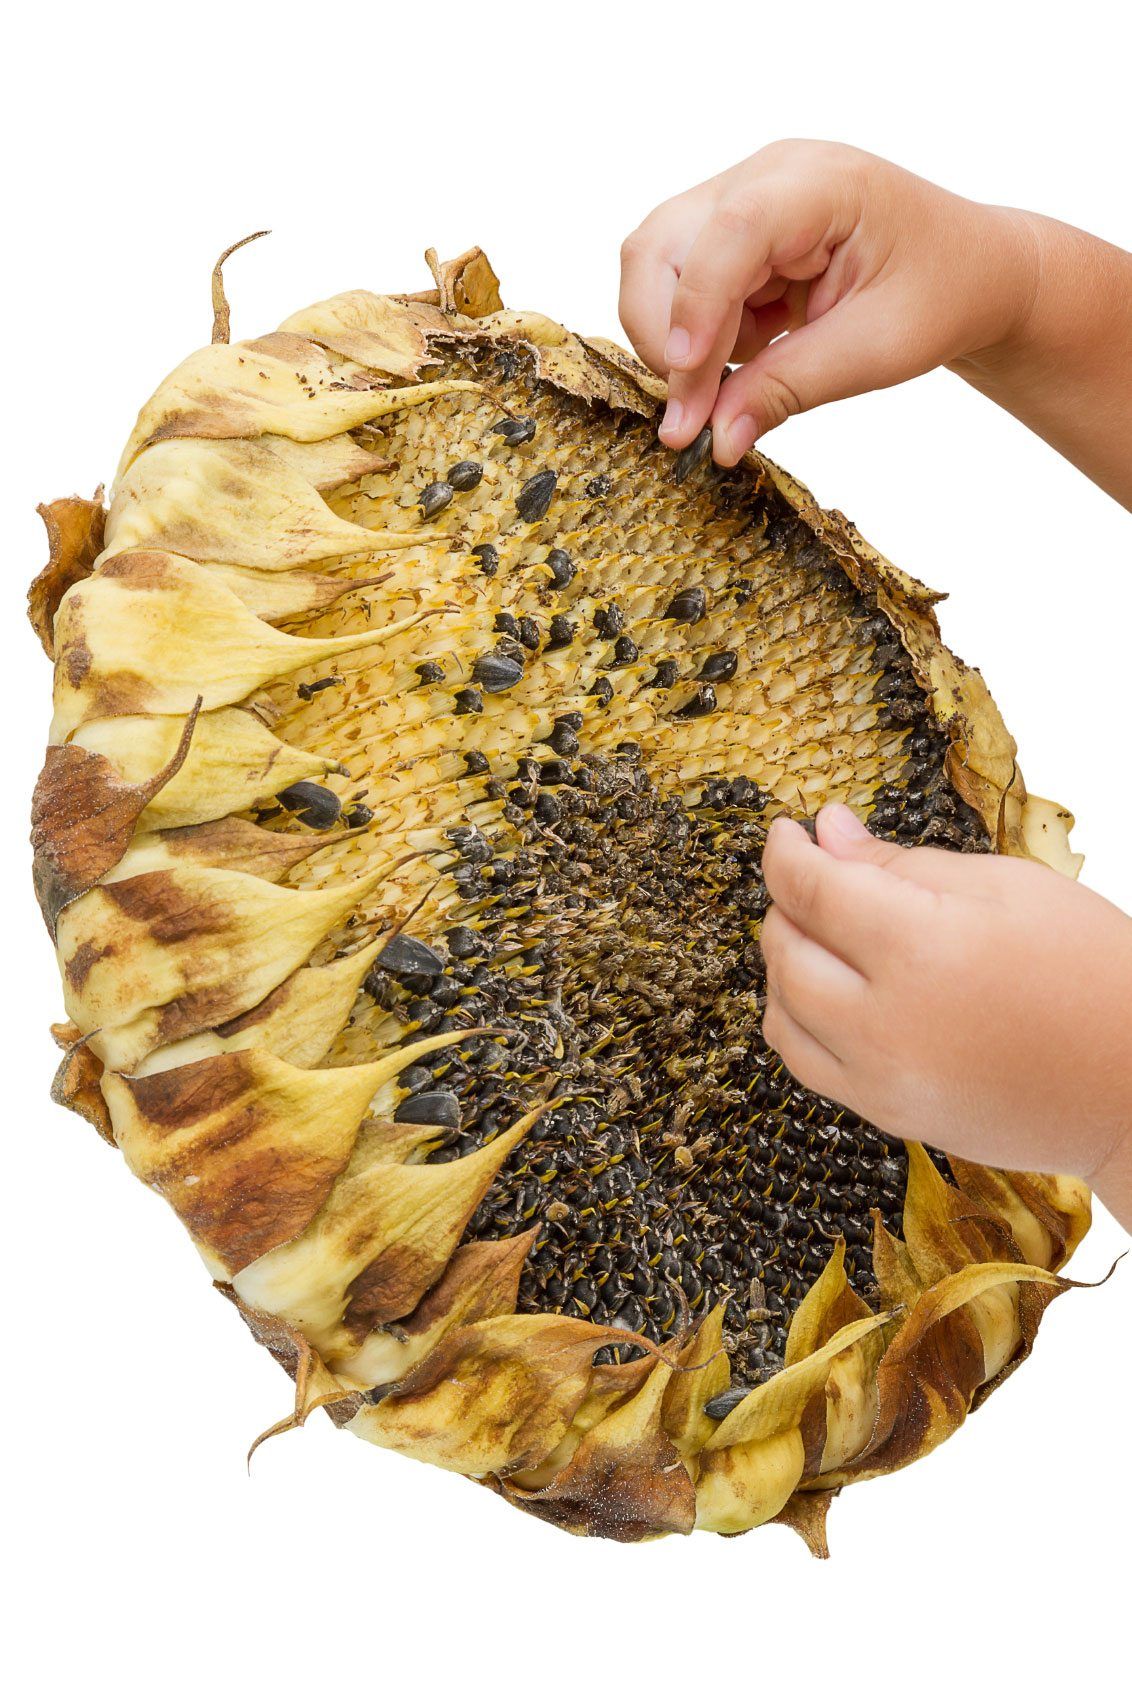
618;140;1132;510
619;139;1036;464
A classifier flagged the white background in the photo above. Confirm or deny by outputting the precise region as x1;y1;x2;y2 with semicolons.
5;1;1129;1689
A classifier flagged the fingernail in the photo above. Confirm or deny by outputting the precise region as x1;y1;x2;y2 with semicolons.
724;414;757;461
660;398;684;439
664;326;692;368
820;803;871;844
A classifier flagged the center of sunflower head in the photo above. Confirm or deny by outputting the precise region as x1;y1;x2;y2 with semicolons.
373;749;911;1388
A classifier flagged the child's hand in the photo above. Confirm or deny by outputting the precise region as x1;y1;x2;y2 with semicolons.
619;140;1032;463
619;139;1132;505
760;805;1132;1223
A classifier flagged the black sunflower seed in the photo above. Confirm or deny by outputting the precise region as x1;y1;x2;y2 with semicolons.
593;602;624;638
455;687;483;715
516;469;558;522
699;649;738;683
665;587;707;623
473;652;525;693
446;925;481;959
704;1385;751;1421
399;1065;433;1093
548;722;580;757
649;658;679;689
275;781;342;830
470;542;499;576
673;425;713;483
449;460;484;490
546;548;574;588
676;683;717;718
547;614;576;649
492;416;536;445
377;933;446;980
394;1090;462;1129
415;660;445;686
419;480;454;518
343;803;373;828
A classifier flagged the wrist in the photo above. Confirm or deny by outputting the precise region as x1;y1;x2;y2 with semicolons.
945;204;1045;374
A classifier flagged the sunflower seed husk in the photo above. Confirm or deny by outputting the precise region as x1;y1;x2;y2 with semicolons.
419;480;454;518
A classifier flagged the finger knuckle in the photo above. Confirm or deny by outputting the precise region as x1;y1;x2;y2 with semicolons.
712;194;764;239
751;137;806;167
671;273;723;317
754;136;842;172
754;366;805;430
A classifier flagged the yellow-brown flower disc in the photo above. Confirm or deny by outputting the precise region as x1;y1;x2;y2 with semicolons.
30;245;1092;1550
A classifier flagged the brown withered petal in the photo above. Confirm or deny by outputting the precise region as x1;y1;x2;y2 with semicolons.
49;1021;113;1145
28;491;106;658
31;702;198;934
30;247;1093;1550
69;708;340;831
501;1361;697;1540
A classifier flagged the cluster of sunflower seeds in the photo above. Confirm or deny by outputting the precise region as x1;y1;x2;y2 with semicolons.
266;335;986;1388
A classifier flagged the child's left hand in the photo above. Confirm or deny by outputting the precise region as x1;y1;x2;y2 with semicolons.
760;805;1132;1214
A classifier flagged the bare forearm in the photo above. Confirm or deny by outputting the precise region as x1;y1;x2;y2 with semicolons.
953;213;1132;509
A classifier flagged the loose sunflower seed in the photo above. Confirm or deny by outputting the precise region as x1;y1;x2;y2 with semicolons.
665;587;707;623
492;416;536;445
394;1090;463;1129
515;469;558;522
704;1385;752;1421
275;780;342;829
419;480;454;518
699;649;738;682
377;933;446;980
473;651;525;693
546;548;574;588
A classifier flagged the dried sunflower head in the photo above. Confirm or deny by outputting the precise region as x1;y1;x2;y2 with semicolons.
30;243;1091;1552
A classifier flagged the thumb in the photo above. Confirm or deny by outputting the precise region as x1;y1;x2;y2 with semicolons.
815;803;907;870
709;288;921;462
816;802;985;895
